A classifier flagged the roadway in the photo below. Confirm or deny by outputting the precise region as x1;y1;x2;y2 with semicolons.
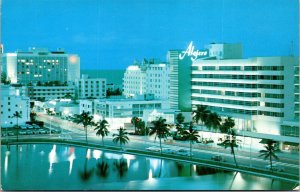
31;112;300;176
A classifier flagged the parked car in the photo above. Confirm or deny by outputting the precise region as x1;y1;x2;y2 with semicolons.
27;125;34;129
19;130;27;135
265;164;284;172
146;147;161;152
39;130;46;134
32;124;40;129
26;130;33;135
176;149;193;156
20;125;27;129
7;132;15;136
211;155;225;162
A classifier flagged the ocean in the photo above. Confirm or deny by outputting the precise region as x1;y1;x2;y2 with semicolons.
81;69;125;85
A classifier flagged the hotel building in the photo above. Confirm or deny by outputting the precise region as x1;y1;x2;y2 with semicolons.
123;59;169;99
191;49;299;144
74;75;106;99
1;85;30;128
22;85;76;101
2;47;80;84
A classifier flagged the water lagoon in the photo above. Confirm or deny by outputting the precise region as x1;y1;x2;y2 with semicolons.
1;144;296;190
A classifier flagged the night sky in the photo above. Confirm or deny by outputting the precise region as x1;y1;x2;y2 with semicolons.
2;0;299;69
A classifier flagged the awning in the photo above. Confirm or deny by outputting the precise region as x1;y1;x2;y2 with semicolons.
259;139;276;144
283;142;299;146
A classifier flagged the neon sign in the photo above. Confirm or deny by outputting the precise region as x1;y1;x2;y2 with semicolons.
179;41;208;61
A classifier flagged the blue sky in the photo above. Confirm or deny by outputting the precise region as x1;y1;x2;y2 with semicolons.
2;0;299;70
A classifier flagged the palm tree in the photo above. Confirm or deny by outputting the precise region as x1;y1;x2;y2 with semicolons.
220;129;238;167
94;119;110;146
30;111;37;122
112;127;129;150
79;150;94;181
12;111;22;142
131;116;140;134
220;116;235;134
182;122;200;158
192;105;210;125
72;111;94;143
96;161;109;178
176;113;185;124
259;139;279;172
205;112;221;132
149;117;170;155
114;159;128;178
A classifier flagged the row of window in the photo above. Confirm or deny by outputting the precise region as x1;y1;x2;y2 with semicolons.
192;74;284;80
193;66;284;71
194;105;284;117
281;125;299;137
78;81;105;84
192;82;284;89
192;89;261;98
192;96;258;106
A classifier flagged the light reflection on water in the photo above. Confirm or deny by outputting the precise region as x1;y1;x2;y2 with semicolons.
1;144;296;190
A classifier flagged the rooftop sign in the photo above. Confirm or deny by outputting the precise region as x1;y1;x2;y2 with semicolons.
179;41;208;61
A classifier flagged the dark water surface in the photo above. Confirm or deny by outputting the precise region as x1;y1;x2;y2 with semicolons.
1;144;296;190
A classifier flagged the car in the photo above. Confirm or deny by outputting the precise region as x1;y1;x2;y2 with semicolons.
19;130;27;135
176;149;193;156
27;125;34;129
20;125;27;129
7;132;15;136
265;164;284;172
162;148;176;154
39;130;46;134
26;130;33;135
211;155;225;162
32;124;40;129
146;147;161;152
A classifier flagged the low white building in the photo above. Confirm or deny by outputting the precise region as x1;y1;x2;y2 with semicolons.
79;95;170;129
22;85;75;101
1;85;30;128
75;74;106;99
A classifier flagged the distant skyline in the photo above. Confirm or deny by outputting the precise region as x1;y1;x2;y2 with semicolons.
2;0;299;70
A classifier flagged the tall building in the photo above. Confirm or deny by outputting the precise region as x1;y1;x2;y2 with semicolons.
123;59;169;99
168;42;241;112
191;55;299;145
2;47;80;84
74;74;106;99
1;85;30;128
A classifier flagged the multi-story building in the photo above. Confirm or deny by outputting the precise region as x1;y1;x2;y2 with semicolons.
123;59;169;99
2;47;80;84
74;75;106;99
1;85;30;128
191;54;299;145
22;85;76;101
167;42;241;112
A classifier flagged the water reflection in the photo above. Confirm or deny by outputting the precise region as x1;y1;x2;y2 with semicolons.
1;144;297;191
4;151;10;176
113;158;128;178
68;147;75;175
48;145;57;175
79;149;94;182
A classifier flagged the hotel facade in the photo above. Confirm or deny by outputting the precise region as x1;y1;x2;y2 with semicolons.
2;47;80;85
191;47;299;145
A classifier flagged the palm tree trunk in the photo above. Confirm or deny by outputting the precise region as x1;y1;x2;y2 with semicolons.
232;145;238;167
85;126;88;143
190;141;192;158
159;138;162;155
102;137;104;146
16;117;19;142
270;155;273;172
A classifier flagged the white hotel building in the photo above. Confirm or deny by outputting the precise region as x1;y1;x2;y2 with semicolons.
191;50;299;145
74;75;106;99
22;85;76;101
1;86;30;128
2;47;80;84
123;60;169;100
